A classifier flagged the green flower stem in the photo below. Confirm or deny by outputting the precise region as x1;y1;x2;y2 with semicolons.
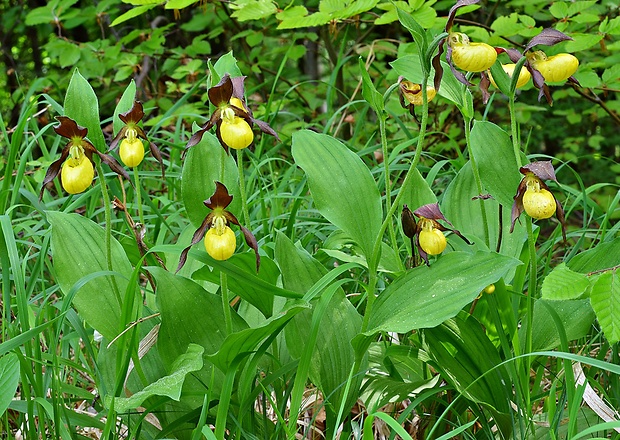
509;95;523;169
133;166;145;226
508;92;537;423
96;160;122;305
464;116;490;247
362;78;430;332
237;148;251;227
220;271;232;335
379;115;399;255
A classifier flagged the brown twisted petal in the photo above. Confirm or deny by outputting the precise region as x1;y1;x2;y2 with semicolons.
520;161;558;182
523;28;573;53
54;116;88;139
118;101;145;125
205;181;234;210
176;214;213;273
39;147;71;201
401;205;417;239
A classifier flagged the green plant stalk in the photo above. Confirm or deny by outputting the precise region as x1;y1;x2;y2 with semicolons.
464;116;490;247
362;78;430;332
95;160;122;305
133;166;145;226
508;93;537;425
237;149;251;227
220;271;232;335
379;115;399;256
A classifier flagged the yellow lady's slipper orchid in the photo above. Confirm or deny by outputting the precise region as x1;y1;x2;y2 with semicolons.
185;74;279;154
204;224;236;261
510;161;566;241
61;149;94;194
177;182;260;272
402;203;471;266
219;108;254;150
110;101;163;173
119;137;145;168
40;116;129;200
449;32;497;73
528;51;578;83
418;220;447;256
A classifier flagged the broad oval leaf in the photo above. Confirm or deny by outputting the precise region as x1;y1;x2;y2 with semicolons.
469;121;522;208
528;299;595;351
108;344;204;412
443;161;526;263
541;263;591;300
365;251;521;334
64;69;106;151
181;131;240;228
150;267;248;405
292;130;382;260
590;271;620;344
48;211;134;341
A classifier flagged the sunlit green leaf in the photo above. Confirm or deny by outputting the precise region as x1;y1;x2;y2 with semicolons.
469;121;522;208
590;271;620;344
48;211;135;341
365;251;521;334
568;236;620;273
528;299;595;351
110;4;158;26
113;80;136;136
541;263;591;300
108;344;204;412
64;69;106;151
292;130;382;261
181;131;240;228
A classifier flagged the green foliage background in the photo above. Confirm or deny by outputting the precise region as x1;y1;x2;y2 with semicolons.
2;0;620;438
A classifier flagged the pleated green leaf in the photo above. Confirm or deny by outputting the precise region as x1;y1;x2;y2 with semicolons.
151;267;248;405
443;161;526;262
0;353;20;418
590;271;620;344
108;344;204;412
292;130;382;260
181;131;240;228
469;121;522;208
48;211;134;341
64;69;106;151
359;57;384;114
151;267;247;365
366;251;521;334
541;263;591;300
